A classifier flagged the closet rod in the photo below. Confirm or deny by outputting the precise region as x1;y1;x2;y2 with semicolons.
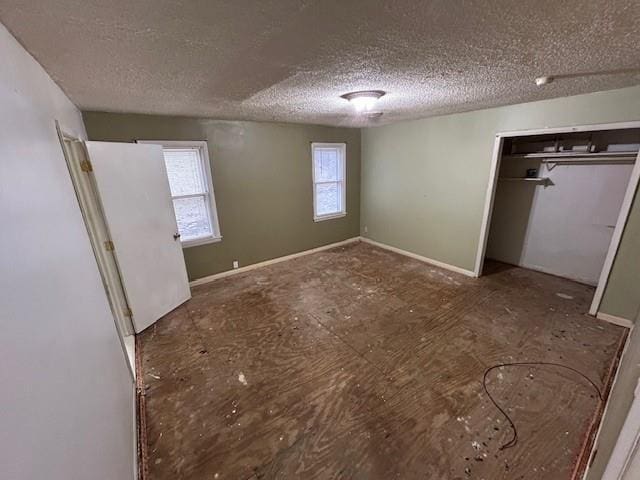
540;157;636;165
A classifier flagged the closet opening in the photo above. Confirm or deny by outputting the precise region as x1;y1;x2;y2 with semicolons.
476;122;640;322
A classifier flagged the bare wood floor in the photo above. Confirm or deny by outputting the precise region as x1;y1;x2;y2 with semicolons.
139;242;626;480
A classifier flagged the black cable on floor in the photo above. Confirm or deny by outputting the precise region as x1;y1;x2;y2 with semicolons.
482;362;603;451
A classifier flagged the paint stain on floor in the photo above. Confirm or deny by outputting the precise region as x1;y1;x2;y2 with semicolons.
138;242;626;479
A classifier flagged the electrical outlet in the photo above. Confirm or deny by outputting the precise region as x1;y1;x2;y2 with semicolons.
363;226;368;234
233;260;239;269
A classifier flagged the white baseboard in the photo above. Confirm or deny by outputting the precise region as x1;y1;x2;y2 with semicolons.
597;312;635;329
360;237;477;277
189;237;361;287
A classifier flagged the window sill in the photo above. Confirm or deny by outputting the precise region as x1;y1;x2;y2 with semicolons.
182;235;222;248
314;213;347;222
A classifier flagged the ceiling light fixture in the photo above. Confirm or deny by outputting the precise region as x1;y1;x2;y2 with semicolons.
341;90;386;113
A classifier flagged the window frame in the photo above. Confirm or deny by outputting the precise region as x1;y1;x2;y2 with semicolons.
138;140;222;248
311;142;347;222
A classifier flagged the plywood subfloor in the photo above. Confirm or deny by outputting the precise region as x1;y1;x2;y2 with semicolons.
138;242;626;480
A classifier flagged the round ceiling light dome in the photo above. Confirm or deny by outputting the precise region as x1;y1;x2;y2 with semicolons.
341;90;386;113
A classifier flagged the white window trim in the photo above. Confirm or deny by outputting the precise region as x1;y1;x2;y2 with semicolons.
138;140;222;248
311;142;347;222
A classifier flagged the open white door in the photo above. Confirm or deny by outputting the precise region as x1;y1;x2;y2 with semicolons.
85;141;191;333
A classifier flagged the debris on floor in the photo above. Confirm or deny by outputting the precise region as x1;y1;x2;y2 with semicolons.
138;243;626;479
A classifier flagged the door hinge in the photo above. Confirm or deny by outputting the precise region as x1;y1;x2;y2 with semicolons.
80;159;93;172
104;240;115;251
123;307;133;317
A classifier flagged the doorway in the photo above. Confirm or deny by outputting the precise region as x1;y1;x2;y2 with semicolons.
475;121;640;322
57;123;136;377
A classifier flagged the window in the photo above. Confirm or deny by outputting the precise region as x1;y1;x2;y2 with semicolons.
311;143;346;221
140;141;221;247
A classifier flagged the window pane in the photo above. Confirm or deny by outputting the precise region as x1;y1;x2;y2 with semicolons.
314;148;340;182
316;182;341;216
173;196;212;240
163;148;206;196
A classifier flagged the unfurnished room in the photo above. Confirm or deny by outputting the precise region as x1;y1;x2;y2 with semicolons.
1;2;640;479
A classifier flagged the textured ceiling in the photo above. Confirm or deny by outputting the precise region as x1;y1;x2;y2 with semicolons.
1;0;639;127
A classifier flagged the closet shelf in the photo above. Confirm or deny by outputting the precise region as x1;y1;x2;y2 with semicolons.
503;151;638;160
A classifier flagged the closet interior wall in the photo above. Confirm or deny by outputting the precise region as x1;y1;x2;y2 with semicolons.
486;128;640;286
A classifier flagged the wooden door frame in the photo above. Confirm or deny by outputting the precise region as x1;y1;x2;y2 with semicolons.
56;121;135;380
474;120;640;318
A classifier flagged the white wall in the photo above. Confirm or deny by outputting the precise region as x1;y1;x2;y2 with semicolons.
487;160;633;285
0;23;135;480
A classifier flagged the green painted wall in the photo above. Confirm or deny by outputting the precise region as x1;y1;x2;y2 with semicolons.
599;187;640;319
361;85;640;321
84;88;639;318
83;113;361;281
